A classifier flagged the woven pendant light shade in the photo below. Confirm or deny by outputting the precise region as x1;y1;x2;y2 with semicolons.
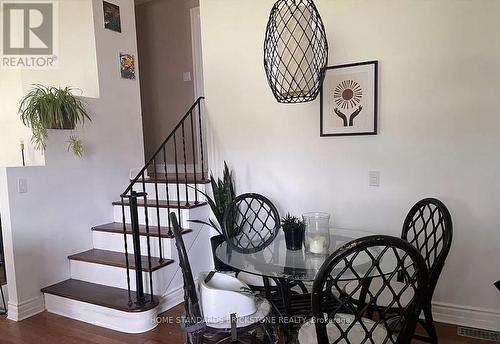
264;0;329;104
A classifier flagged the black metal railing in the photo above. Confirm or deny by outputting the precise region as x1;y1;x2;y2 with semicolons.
120;97;206;307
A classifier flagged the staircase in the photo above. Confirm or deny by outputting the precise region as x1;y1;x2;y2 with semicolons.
41;98;213;333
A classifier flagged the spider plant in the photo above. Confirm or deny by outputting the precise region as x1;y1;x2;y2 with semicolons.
19;84;91;152
189;162;235;235
67;136;84;158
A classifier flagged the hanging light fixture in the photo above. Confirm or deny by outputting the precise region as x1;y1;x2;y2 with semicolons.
264;0;329;104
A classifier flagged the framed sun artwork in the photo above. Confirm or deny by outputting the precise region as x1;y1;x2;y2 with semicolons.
320;61;378;136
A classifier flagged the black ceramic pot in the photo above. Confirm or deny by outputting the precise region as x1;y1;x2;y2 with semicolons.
284;228;304;251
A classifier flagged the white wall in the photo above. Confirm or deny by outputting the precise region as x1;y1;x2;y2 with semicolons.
0;0;144;320
201;0;500;330
0;70;36;167
0;0;99;167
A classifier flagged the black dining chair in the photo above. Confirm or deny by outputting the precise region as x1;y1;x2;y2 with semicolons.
402;198;453;343
298;235;429;344
170;212;278;344
344;198;453;343
222;193;281;291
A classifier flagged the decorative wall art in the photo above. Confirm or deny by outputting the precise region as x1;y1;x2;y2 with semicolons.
103;1;121;33
320;61;378;136
264;0;328;104
120;53;135;79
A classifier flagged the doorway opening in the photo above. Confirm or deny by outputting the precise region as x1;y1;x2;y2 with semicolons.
135;0;204;163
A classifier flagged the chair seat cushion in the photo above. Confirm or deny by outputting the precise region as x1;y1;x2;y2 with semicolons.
298;313;388;344
237;271;277;287
206;297;272;330
343;277;415;308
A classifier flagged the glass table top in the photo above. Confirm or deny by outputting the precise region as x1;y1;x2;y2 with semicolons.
215;228;386;282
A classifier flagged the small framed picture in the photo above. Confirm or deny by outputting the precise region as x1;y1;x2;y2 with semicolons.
320;61;378;137
103;1;121;33
120;53;135;79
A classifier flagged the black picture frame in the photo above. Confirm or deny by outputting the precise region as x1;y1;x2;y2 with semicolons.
103;1;121;33
320;60;378;137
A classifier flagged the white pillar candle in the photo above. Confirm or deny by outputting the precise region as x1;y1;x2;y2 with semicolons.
309;236;326;254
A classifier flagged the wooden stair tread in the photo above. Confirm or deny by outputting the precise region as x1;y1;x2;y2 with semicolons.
92;222;192;238
135;172;210;184
112;198;207;209
41;279;158;312
68;249;173;272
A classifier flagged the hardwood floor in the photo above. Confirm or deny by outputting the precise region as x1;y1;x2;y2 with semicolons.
0;305;493;344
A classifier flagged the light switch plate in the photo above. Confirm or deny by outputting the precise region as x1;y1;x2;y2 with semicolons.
18;178;28;193
369;171;380;187
183;72;192;82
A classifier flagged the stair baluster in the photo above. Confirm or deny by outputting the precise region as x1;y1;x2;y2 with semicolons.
182;122;190;207
119;195;133;305
127;191;147;306
197;101;205;181
162;146;172;234
152;157;163;263
190;111;199;204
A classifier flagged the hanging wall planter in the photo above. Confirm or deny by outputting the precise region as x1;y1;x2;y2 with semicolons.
264;0;329;104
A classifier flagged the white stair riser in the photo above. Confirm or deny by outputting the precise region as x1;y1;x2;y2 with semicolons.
133;183;206;202
69;259;179;293
44;294;159;334
92;231;174;258
91;227;200;258
113;204;208;228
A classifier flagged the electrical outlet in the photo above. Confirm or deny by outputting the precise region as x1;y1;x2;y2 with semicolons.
369;171;380;187
183;72;192;82
18;178;28;193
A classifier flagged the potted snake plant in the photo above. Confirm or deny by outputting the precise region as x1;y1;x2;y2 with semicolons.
19;84;91;157
189;162;235;270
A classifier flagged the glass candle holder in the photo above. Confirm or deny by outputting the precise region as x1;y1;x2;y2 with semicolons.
303;212;331;255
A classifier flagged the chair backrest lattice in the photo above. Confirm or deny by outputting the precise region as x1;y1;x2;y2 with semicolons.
223;193;280;254
401;198;453;294
311;235;429;344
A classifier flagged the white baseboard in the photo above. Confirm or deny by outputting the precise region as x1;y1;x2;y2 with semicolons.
157;285;185;314
7;295;45;321
432;301;500;332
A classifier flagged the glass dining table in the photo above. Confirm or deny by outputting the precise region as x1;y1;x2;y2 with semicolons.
215;228;378;283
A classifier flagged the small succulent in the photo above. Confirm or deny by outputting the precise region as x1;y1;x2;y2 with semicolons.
281;213;305;232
